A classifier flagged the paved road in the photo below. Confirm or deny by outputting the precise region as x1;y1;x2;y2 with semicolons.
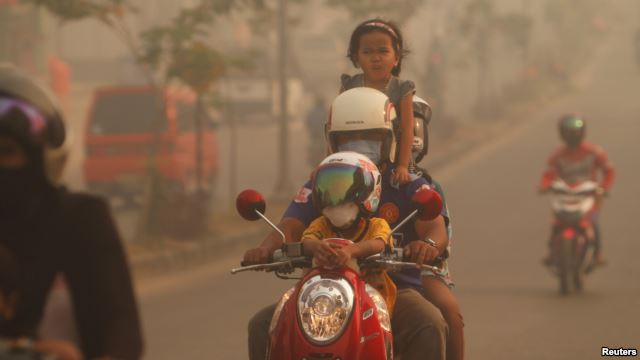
138;25;640;360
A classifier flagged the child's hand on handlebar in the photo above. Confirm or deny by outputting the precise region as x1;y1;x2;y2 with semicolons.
332;247;353;267
306;239;339;266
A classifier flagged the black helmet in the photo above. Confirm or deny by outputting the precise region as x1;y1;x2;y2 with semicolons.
0;65;68;183
558;114;586;147
412;95;432;163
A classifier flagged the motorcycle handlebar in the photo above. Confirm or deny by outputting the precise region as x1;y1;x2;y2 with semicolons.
360;254;441;273
232;248;438;275
231;257;309;274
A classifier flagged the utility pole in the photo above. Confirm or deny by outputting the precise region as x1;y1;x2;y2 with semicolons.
273;0;292;198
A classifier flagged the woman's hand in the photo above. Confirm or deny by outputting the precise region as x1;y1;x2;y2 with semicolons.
404;240;439;267
242;246;273;265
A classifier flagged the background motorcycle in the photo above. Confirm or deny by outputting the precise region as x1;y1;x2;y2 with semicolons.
232;188;442;360
546;180;600;295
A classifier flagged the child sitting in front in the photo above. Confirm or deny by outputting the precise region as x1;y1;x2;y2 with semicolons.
301;152;396;313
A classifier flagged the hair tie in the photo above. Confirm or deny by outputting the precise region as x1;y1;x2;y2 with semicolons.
363;21;398;40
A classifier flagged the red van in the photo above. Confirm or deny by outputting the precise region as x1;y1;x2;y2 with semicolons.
83;86;217;204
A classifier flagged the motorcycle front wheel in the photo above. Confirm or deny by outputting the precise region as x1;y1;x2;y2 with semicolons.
556;238;573;295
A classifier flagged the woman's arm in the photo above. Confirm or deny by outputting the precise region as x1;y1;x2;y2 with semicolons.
404;215;449;266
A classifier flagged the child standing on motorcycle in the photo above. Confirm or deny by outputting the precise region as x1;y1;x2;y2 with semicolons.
302;152;397;313
539;114;615;267
341;18;416;184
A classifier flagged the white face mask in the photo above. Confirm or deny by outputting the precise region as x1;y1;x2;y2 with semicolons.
322;202;359;229
337;140;382;165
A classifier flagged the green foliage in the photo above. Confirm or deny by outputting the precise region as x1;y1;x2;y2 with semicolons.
544;0;601;57
457;0;533;57
324;0;426;23
139;1;262;95
458;0;495;36
497;13;533;50
167;41;225;93
21;0;135;25
202;0;265;13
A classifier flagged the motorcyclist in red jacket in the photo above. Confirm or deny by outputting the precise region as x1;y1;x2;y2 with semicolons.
539;114;614;267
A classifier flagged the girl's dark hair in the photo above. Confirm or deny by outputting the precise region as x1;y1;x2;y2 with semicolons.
347;18;408;76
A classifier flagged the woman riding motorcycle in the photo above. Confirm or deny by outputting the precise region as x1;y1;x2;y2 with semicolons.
244;88;453;360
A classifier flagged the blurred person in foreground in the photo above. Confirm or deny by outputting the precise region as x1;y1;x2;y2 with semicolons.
539;114;614;268
0;65;143;360
1;244;81;360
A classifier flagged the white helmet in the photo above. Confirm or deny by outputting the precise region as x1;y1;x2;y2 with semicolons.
0;65;70;184
312;151;382;217
326;88;397;164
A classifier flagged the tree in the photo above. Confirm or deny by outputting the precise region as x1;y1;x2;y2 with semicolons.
497;13;533;66
22;0;148;79
26;0;262;237
456;0;534;115
544;0;603;77
137;0;262;236
324;0;426;23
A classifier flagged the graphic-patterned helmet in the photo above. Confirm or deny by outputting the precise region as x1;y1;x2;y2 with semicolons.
312;151;382;217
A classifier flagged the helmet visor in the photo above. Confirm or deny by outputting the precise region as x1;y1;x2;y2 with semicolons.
0;96;47;140
560;123;584;145
314;164;373;208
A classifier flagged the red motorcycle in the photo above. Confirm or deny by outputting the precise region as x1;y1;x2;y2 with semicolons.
233;188;442;360
545;179;601;294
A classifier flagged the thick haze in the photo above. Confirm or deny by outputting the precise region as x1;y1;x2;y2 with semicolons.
1;0;639;358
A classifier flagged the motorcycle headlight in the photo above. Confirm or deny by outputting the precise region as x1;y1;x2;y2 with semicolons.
365;284;391;332
270;287;295;333
297;275;354;344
